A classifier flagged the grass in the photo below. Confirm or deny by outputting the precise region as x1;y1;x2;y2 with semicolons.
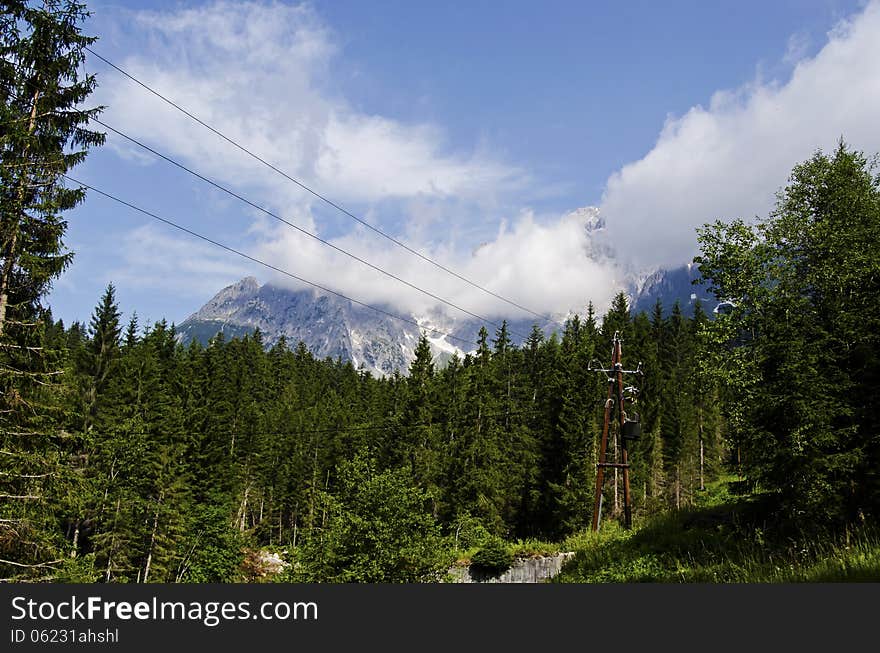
452;537;563;568
554;477;880;583
509;538;564;559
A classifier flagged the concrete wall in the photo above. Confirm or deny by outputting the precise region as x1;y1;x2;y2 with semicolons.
448;552;574;583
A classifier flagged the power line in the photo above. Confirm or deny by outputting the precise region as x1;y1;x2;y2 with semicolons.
92;117;526;340
85;47;565;329
61;174;477;348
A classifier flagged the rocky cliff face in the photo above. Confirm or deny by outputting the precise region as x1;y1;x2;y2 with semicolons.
630;263;715;316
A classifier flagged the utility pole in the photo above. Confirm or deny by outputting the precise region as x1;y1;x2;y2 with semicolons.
590;332;642;531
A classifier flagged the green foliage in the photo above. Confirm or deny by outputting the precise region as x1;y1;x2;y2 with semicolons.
54;554;100;583
449;512;493;552
76;283;121;431
18;266;733;582
294;456;452;583
695;141;880;524
558;490;880;583
508;538;561;558
177;505;245;583
0;0;105;320
0;245;740;583
470;538;514;575
15;141;880;582
0;0;104;580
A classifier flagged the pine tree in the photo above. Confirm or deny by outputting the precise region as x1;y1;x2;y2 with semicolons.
626;309;656;512
659;301;698;508
0;1;104;579
0;0;104;334
55;284;123;565
451;329;508;535
77;284;121;432
401;334;440;498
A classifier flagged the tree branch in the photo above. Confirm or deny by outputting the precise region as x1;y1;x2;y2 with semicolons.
0;558;61;568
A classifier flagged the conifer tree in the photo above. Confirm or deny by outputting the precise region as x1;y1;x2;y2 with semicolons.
0;0;104;334
0;0;104;579
77;283;121;432
661;301;694;508
395;333;440;506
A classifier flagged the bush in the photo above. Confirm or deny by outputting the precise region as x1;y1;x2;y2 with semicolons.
470;539;513;575
450;512;493;552
294;456;453;582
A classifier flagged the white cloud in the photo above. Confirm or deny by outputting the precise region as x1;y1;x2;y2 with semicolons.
94;0;880;327
783;31;811;65
95;1;522;215
93;0;587;321
255;207;619;321
600;0;880;268
317;113;518;200
111;224;257;299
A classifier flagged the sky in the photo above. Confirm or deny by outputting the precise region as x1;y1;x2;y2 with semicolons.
46;0;880;329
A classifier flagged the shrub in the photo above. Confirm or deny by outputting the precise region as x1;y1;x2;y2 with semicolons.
470;539;513;575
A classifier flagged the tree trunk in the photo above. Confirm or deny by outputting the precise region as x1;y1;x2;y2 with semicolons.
143;492;163;583
699;431;705;492
308;442;318;526
737;444;742;478
675;465;681;510
104;498;121;583
699;408;705;491
0;87;40;337
237;483;250;532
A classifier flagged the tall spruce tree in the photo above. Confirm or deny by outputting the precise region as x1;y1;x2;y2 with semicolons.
0;0;104;579
0;0;104;333
78;283;121;432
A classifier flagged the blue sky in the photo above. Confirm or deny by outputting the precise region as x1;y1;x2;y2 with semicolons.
49;0;878;328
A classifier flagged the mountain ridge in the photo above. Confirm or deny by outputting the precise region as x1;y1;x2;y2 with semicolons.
177;278;558;376
175;205;715;375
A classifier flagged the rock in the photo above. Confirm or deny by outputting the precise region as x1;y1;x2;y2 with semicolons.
448;552;575;583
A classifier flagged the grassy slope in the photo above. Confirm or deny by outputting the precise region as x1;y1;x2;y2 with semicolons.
555;477;880;582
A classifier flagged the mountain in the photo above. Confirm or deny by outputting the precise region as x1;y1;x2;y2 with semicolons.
175;206;718;375
630;263;716;316
177;277;558;377
561;207;717;316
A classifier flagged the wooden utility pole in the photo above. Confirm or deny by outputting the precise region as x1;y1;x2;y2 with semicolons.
591;332;642;531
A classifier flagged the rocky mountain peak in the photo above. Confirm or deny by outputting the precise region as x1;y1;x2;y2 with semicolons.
564;205;605;232
177;277;558;377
